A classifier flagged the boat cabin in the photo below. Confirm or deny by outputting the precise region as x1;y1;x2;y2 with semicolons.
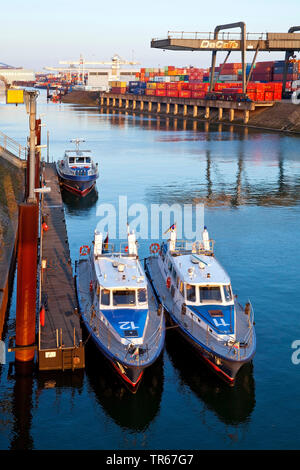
64;150;93;168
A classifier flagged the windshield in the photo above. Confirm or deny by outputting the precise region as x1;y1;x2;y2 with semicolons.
69;157;75;164
223;285;233;302
76;157;85;163
186;284;196;302
138;288;147;304
199;286;222;302
113;290;136;306
85;157;91;163
101;289;110;306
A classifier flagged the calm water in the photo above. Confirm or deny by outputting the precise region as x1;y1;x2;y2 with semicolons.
0;90;300;450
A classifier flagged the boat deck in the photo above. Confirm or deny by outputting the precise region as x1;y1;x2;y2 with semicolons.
38;163;85;371
76;257;165;368
145;255;255;362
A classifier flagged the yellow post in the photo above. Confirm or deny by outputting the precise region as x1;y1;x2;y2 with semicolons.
133;100;136;110
205;106;210;119
112;98;116;107
218;107;223;120
193;105;197;117
166;103;170;114
106;97;109;106
148;101;152;112
183;104;187;116
157;102;161;113
119;98;122;108
229;108;235;122
174;103;178;115
244;110;250;124
140;100;144;111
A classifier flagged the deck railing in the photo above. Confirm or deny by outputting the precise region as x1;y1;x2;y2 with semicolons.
0;130;27;160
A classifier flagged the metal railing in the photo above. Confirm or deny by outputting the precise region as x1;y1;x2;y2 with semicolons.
0;130;27;160
152;31;266;41
174;239;215;255
91;242;139;257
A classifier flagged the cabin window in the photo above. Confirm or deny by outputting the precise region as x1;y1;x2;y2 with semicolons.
199;286;222;302
223;285;232;302
76;157;85;163
101;289;110;306
69;157;74;164
113;290;136;306
138;288;147;304
85;157;91;163
186;284;196;302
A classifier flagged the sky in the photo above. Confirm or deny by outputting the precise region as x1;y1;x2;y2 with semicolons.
1;0;300;71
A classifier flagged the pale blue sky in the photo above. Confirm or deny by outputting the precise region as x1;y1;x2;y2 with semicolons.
2;0;300;71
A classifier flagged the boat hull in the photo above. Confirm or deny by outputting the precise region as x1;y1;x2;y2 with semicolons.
145;257;255;385
56;164;98;197
75;260;165;392
81;316;144;391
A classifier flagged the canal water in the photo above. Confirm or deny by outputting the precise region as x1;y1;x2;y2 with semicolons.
0;90;300;450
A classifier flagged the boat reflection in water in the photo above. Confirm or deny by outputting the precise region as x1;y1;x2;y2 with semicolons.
61;186;98;215
165;328;255;426
84;338;164;431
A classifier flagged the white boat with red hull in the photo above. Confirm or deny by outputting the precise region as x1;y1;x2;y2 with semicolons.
75;229;165;391
145;225;256;384
56;138;99;197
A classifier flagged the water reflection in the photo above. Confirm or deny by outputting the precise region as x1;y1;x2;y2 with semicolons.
61;187;98;215
9;362;35;450
84;340;163;431
166;330;255;426
144;148;300;208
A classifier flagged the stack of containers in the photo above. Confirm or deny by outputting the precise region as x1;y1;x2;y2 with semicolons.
273;60;300;82
110;81;127;94
218;62;241;82
251;62;274;82
128;81;146;95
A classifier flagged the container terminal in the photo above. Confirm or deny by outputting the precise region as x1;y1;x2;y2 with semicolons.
1;20;300;376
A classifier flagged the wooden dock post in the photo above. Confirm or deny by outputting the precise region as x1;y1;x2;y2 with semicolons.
229;108;235;122
244;110;250;124
218;108;223;120
193;105;198;118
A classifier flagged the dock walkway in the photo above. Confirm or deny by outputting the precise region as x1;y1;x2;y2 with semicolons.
38;163;84;371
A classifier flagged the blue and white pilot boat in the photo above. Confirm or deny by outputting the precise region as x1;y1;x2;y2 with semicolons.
75;229;165;391
56;138;99;196
145;225;256;384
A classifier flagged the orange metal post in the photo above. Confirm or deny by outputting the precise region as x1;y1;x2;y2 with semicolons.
15;203;38;362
